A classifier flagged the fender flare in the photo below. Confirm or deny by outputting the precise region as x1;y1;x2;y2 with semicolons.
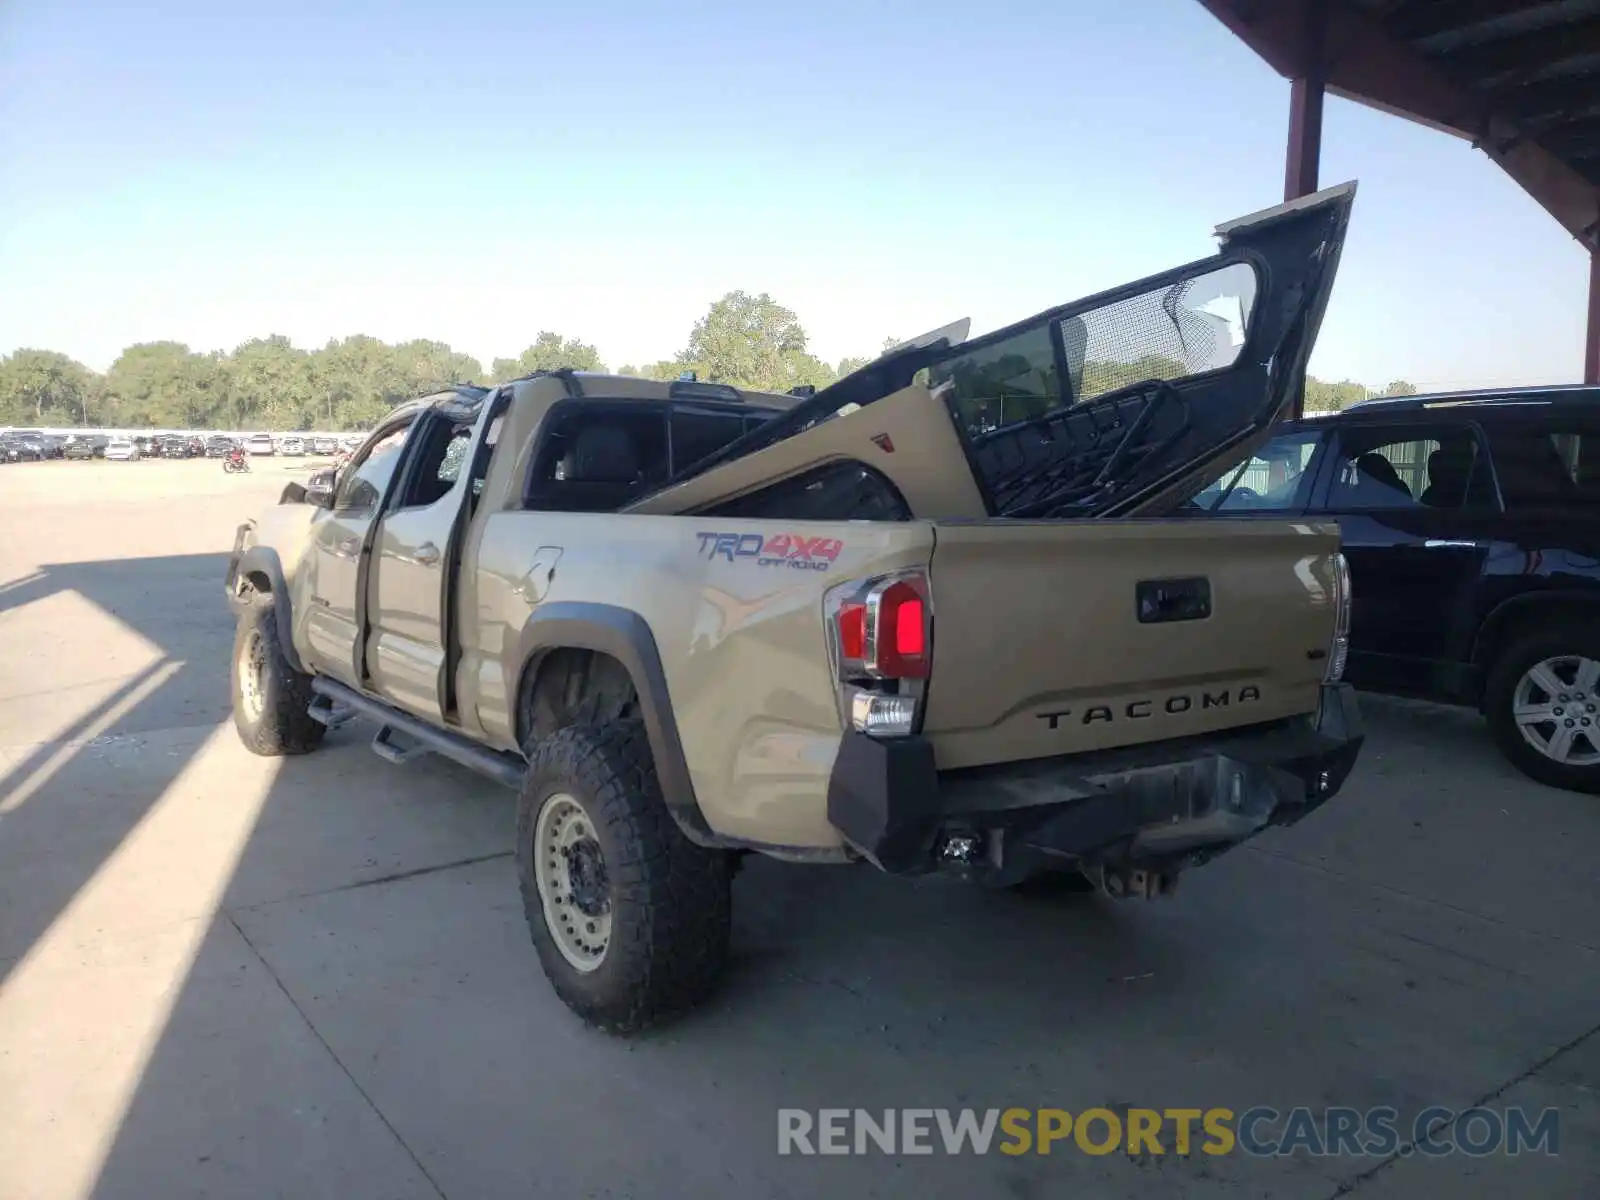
227;544;306;675
513;602;713;845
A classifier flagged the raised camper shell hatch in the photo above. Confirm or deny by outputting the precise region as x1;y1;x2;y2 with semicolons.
627;181;1357;521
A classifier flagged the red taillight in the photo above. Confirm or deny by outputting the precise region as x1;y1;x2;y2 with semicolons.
874;580;927;677
832;578;929;679
826;568;932;738
895;597;925;657
837;603;867;661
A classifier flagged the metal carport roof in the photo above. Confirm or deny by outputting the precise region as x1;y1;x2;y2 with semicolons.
1199;0;1600;388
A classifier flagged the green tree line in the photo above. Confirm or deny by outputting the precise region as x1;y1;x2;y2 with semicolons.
0;287;1415;429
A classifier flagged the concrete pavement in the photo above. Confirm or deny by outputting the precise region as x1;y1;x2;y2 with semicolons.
1;458;1595;1199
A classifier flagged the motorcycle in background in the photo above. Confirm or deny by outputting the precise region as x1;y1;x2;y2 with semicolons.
223;449;250;474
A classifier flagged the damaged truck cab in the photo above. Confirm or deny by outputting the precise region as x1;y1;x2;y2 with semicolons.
227;182;1364;1032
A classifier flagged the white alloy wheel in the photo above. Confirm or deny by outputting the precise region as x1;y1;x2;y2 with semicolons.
532;792;612;972
1512;654;1600;768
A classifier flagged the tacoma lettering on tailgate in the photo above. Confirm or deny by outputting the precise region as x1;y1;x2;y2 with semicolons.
1037;685;1262;729
696;531;843;571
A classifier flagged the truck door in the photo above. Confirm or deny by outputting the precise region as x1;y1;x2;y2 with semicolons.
364;415;480;722
302;421;415;684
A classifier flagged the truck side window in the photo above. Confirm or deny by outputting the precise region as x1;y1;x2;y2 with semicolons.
524;407;668;512
392;422;474;510
334;425;411;517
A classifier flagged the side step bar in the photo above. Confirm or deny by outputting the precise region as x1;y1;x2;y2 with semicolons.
309;676;526;789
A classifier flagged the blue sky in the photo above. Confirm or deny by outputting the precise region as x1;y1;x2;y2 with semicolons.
0;0;1590;389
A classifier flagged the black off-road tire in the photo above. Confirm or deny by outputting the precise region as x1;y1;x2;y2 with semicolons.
1485;624;1600;794
230;597;325;756
516;721;733;1034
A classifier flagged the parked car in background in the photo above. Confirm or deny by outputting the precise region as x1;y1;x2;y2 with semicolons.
245;433;276;456
205;435;236;458
132;435;157;458
1;434;47;462
7;428;51;457
280;435;306;456
311;435;340;456
187;435;207;456
63;437;97;460
39;434;67;459
1188;385;1600;792
340;434;364;452
160;435;192;459
104;437;141;462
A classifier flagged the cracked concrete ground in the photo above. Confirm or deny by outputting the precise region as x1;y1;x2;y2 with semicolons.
1;458;1595;1199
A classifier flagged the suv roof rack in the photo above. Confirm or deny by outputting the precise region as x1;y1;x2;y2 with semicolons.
1343;384;1600;413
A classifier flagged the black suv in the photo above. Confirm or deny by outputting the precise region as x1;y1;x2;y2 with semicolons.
1;434;47;462
1191;386;1600;793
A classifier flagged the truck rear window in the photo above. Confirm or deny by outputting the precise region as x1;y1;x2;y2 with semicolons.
522;401;782;513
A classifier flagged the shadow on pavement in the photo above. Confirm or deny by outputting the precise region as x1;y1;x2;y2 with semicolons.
6;551;1597;1200
88;713;1600;1200
0;554;233;975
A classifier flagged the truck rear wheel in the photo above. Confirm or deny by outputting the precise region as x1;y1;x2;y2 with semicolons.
516;721;732;1033
230;598;325;756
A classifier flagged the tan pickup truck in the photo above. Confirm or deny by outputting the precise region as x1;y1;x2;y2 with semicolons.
226;182;1363;1032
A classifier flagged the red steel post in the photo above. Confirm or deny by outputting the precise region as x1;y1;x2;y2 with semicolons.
1586;251;1599;386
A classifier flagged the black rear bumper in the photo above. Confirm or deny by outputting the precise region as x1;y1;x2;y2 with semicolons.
826;684;1364;878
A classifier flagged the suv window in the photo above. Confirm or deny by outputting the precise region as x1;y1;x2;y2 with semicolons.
334;425;411;517
1487;425;1600;513
1322;426;1491;511
1195;428;1321;512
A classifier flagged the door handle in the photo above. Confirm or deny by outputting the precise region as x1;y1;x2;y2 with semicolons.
414;542;441;567
1424;539;1483;550
516;547;564;604
335;537;361;559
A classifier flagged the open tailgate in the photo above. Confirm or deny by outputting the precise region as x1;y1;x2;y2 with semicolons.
920;519;1342;770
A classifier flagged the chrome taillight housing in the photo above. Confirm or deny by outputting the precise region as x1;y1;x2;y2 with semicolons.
1325;551;1351;683
824;568;933;737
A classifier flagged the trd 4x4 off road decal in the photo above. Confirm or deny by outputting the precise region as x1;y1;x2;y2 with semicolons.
696;531;843;571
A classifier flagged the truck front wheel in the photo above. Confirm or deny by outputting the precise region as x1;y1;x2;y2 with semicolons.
516;721;732;1033
230;598;325;756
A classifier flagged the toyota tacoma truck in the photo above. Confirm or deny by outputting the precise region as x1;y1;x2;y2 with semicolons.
225;182;1364;1033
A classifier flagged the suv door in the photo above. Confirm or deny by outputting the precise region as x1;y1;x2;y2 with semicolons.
1309;420;1498;698
1477;415;1600;784
365;414;482;721
301;421;415;683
